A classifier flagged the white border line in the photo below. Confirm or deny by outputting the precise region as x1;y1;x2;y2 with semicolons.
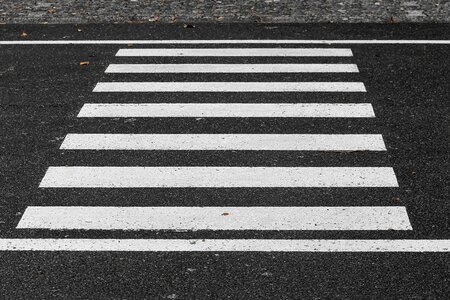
0;40;450;45
0;239;448;252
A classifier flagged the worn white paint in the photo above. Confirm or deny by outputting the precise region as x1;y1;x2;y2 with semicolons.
93;82;367;92
60;134;386;151
17;206;412;231
105;64;359;73
0;239;448;252
39;167;399;188
115;48;353;56
0;40;449;45
77;103;376;118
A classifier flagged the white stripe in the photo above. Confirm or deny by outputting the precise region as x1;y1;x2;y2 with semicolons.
93;82;367;92
105;63;359;73
17;206;411;231
60;134;386;151
77;103;376;118
39;167;399;188
116;48;353;57
1;40;449;45
0;239;448;252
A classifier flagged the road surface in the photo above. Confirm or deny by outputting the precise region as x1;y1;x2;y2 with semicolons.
0;24;449;298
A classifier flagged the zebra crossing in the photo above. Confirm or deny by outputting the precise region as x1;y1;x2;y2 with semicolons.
6;42;449;252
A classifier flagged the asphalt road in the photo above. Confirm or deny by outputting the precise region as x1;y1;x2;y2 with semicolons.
0;24;449;299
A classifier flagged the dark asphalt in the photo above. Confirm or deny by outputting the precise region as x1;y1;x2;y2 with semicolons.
0;24;449;299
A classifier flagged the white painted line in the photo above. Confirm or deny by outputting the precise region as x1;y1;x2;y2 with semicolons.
93;82;367;92
17;206;412;231
60;134;386;151
1;40;449;45
39;167;399;188
0;239;448;252
105;63;359;73
77;103;376;118
116;48;353;57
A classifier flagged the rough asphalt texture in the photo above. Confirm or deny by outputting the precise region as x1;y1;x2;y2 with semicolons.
0;0;449;24
0;24;449;299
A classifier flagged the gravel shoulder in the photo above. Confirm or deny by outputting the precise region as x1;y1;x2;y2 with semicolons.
0;0;449;24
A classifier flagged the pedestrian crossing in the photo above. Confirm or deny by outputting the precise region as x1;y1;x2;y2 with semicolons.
14;43;439;252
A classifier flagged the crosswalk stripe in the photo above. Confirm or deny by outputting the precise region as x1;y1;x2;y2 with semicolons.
115;48;353;57
105;64;359;73
39;167;399;188
93;82;367;92
0;239;448;252
77;103;376;118
60;134;386;151
17;206;411;231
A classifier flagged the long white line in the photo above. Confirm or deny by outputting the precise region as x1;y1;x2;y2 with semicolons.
105;64;359;73
116;48;353;57
39;167;399;188
60;134;386;151
93;82;367;92
17;206;412;231
0;239;448;252
77;103;376;118
1;40;449;45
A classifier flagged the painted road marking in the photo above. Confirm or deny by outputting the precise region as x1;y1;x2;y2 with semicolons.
39;167;399;188
17;206;412;231
0;239;448;252
60;134;387;151
105;63;359;73
77;103;376;118
93;82;367;92
1;40;449;45
115;48;353;57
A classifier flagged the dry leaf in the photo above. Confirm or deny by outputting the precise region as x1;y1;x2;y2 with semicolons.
79;61;90;66
389;16;399;23
47;8;57;13
222;212;230;216
20;32;28;37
